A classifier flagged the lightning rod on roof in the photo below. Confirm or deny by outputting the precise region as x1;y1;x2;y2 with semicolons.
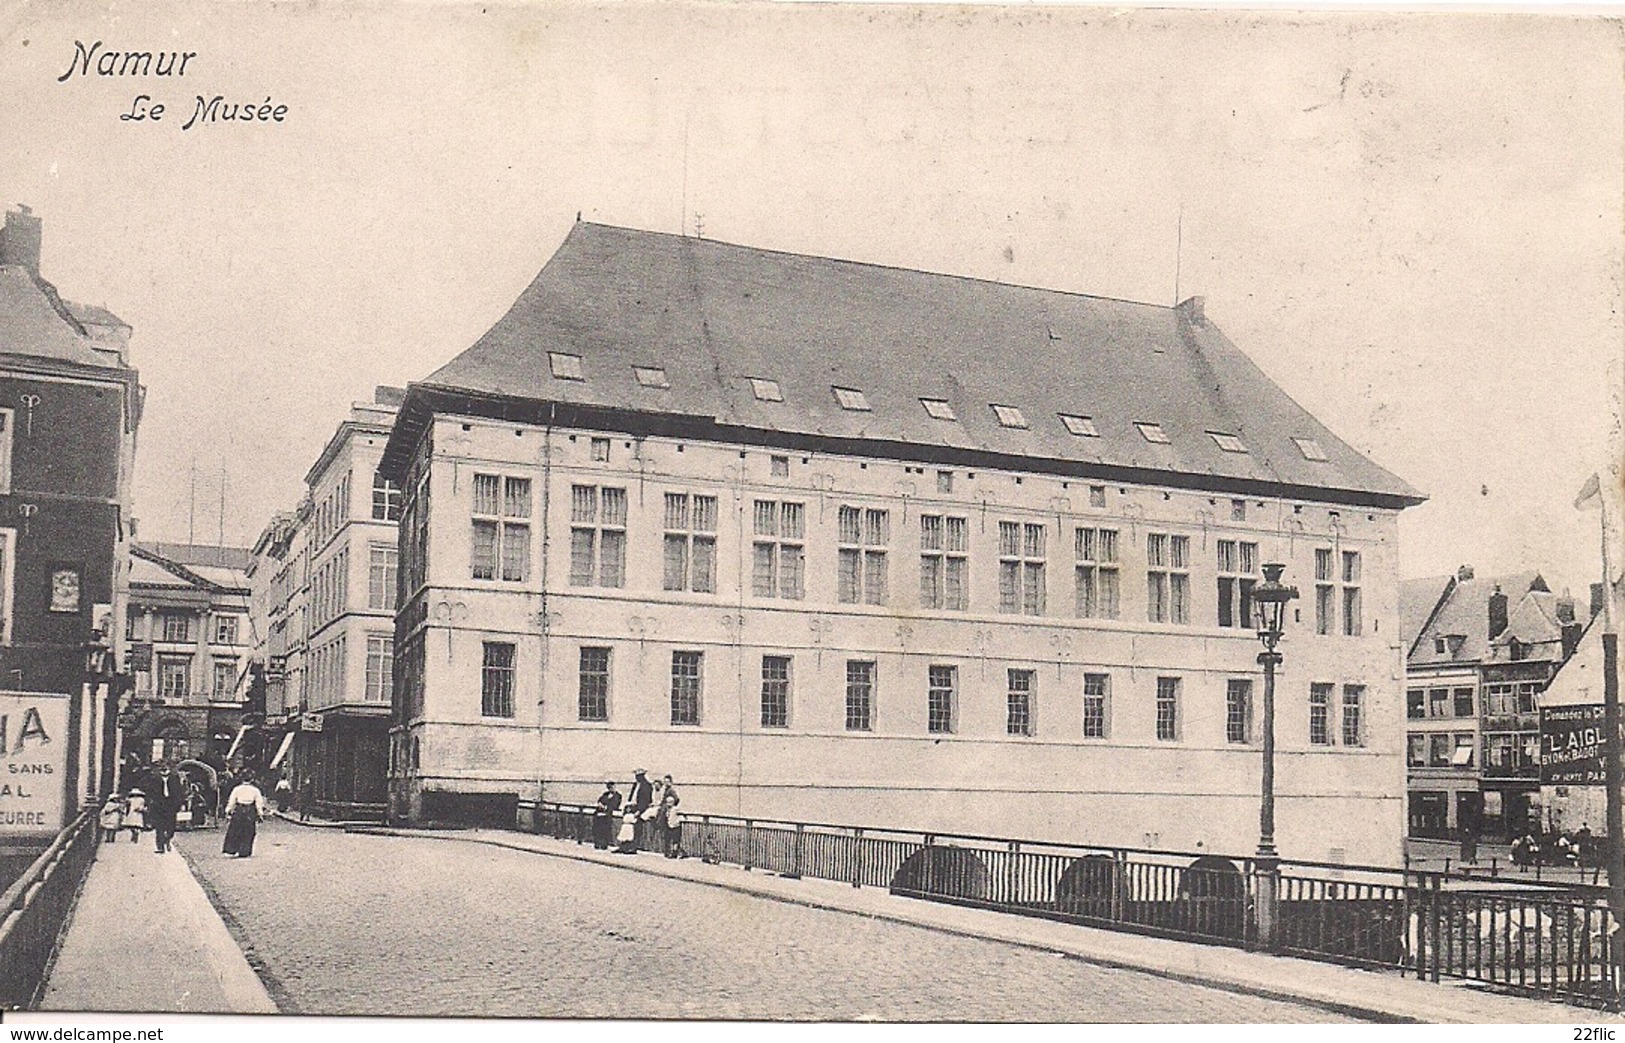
1173;203;1184;306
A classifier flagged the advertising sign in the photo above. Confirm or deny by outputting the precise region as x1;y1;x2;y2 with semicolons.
0;692;69;836
302;713;324;733
1539;704;1621;786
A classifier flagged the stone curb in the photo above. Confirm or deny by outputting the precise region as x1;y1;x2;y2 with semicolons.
351;825;1596;1024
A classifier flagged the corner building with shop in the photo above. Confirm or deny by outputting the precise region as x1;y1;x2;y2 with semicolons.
380;222;1424;866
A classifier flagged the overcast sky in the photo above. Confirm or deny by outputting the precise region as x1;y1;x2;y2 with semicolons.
1;3;1619;596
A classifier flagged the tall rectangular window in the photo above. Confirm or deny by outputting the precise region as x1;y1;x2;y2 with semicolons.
1341;551;1363;636
365;635;393;702
368;543;399;610
927;664;956;734
1342;684;1365;747
1226;679;1253;744
1407;733;1427;767
663;493;717;593
1216;539;1259;628
838;506;889;605
159;656;190;700
998;521;1047;615
480;642;516;718
845;660;875;732
570;485;627;588
372;472;402;522
752;500;806;599
1007;669;1035;737
1452;688;1475;717
920;514;969;611
670;651;702;725
1074;527;1120;619
760;655;791;728
578;647;610;722
1147;534;1190;624
1082;674;1109;738
471;474;531;583
212;659;237;700
1155;677;1180;741
0;409;12;494
1309;683;1333;745
1314;548;1335;635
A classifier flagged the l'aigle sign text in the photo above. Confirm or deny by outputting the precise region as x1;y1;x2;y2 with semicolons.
0;694;67;835
57;41;289;131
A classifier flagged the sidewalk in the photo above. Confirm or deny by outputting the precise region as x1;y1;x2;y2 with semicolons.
37;832;277;1014
348;821;1612;1024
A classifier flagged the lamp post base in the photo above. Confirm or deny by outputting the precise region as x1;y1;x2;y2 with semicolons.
1253;852;1281;952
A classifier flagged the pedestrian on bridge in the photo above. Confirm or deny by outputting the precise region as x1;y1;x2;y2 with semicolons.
616;805;639;854
659;775;683;858
98;793;124;842
149;763;187;854
124;788;146;842
223;775;268;858
593;781;621;850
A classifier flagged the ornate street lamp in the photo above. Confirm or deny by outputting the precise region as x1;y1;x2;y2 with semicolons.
1252;561;1298;950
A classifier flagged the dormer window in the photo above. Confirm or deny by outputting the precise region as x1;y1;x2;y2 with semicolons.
1059;414;1099;437
1293;437;1329;462
991;404;1028;429
549;352;585;381
1208;431;1249;454
833;387;871;411
1136;422;1171;444
633;365;670;389
748;378;783;402
920;398;957;421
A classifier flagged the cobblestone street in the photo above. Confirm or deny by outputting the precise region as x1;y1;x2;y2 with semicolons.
172;820;1355;1021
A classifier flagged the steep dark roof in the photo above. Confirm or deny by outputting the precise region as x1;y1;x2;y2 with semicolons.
386;223;1423;507
1408;571;1549;668
1400;575;1453;655
0;265;121;368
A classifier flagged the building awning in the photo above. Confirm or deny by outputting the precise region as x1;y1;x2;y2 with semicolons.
268;730;297;770
1451;745;1475;766
224;724;248;761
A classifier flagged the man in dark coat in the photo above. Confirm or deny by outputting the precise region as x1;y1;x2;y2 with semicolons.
628;768;654;850
148;762;187;853
592;781;622;850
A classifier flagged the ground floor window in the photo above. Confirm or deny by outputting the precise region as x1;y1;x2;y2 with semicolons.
481;642;516;718
671;651;702;726
845;660;874;731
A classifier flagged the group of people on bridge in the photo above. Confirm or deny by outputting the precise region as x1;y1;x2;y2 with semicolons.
97;761;272;858
594;769;682;858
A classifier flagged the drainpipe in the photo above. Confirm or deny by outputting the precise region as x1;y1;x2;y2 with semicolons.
535;404;555;818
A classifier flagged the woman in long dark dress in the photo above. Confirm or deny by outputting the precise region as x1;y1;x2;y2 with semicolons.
222;776;267;857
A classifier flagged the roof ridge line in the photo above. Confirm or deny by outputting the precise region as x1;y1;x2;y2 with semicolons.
573;221;1177;312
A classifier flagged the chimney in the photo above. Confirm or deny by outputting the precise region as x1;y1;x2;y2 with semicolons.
1457;564;1475;582
1562;620;1583;660
1592;582;1607;621
374;385;406;408
0;205;42;275
1489;584;1509;639
1556;595;1577;624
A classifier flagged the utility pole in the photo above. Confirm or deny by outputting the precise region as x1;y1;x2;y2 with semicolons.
1599;495;1622;1002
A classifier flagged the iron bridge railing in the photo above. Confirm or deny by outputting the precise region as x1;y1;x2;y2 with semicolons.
0;810;98;1010
533;801;1619;1008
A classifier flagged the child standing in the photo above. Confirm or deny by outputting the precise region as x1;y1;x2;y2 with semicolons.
123;788;147;842
98;793;124;842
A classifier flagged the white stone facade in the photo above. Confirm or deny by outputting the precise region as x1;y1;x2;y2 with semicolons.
390;414;1407;865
